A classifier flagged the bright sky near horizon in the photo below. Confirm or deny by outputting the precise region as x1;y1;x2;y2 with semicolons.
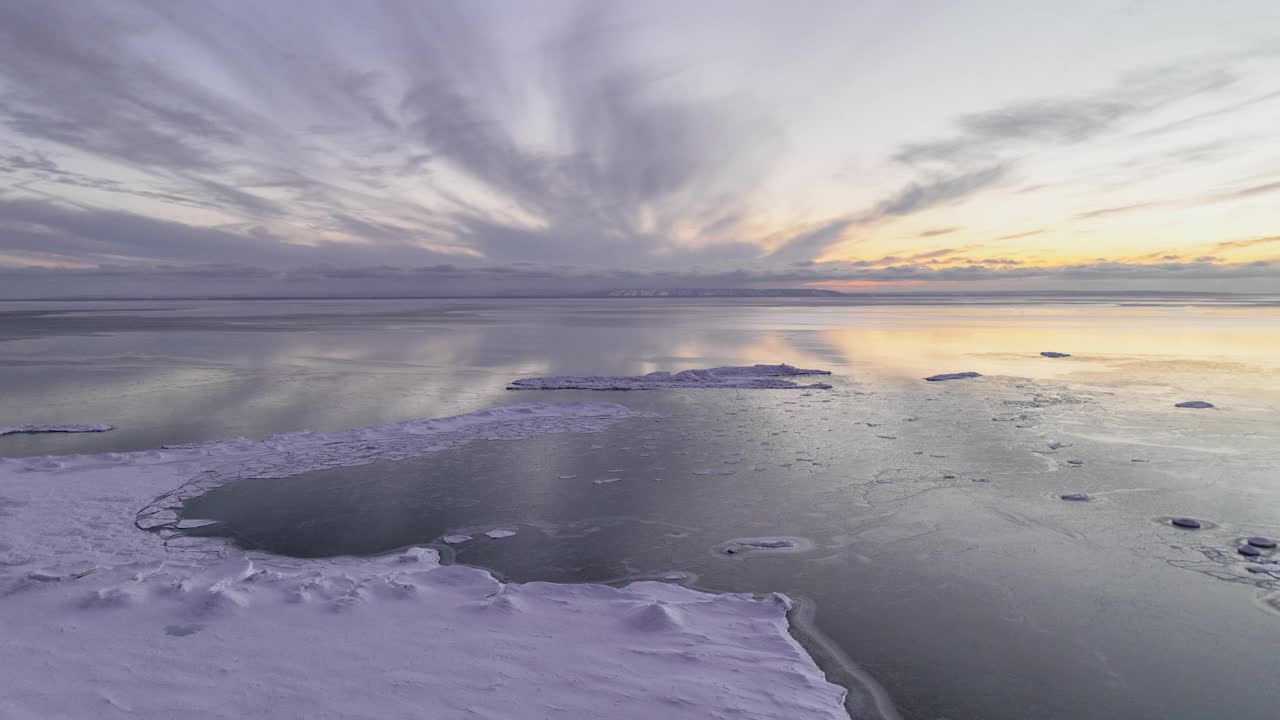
1;0;1278;296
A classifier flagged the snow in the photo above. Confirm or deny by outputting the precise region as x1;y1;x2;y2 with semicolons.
0;402;851;720
0;423;113;436
924;372;982;382
508;364;834;390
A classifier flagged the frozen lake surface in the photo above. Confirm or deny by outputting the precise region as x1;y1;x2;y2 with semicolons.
3;296;1279;719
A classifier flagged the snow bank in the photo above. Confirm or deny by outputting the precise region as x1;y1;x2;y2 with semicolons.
1;551;848;720
0;402;852;720
0;423;113;436
509;364;834;390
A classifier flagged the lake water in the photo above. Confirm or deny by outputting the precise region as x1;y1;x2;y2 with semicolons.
3;297;1279;720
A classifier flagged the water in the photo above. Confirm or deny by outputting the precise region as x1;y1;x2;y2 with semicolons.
3;297;1279;719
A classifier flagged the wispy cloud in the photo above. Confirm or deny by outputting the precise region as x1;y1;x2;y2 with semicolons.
1212;234;1280;251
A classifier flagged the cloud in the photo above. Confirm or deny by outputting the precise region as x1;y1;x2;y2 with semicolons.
0;196;459;268
1204;179;1280;203
1212;234;1280;251
769;166;1006;261
996;229;1045;240
894;64;1236;167
0;1;781;269
1074;202;1162;220
4;256;1277;300
917;227;959;237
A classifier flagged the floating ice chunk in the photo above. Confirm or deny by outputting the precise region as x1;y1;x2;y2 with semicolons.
1237;545;1262;557
485;529;517;539
719;537;814;556
507;364;833;391
1040;352;1071;358
397;547;439;563
440;535;471;545
557;474;578;480
924;372;982;382
1246;565;1278;574
0;423;114;436
593;477;621;485
1174;401;1215;409
1246;537;1277;549
1060;493;1091;502
1170;517;1202;529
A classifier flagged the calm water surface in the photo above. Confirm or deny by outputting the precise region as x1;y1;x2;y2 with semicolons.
2;298;1279;720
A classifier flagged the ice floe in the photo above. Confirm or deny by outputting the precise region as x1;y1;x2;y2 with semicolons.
1170;517;1203;529
0;423;114;436
0;402;850;720
507;364;833;391
441;534;471;545
718;537;816;556
924;372;982;382
485;528;517;539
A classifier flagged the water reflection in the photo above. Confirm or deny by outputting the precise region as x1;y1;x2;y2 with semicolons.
4;299;1278;457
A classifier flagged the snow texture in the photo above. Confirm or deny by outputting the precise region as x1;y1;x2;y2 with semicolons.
924;372;982;382
0;402;850;720
508;364;834;391
0;423;114;436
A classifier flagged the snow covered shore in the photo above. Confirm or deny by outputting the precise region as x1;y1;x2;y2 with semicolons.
0;403;851;720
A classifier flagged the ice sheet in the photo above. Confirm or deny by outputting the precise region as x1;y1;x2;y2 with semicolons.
0;402;850;720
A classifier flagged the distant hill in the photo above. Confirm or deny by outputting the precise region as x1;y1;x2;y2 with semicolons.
597;288;847;298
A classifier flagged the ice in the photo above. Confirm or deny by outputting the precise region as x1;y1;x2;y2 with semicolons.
924;372;982;382
1174;401;1215;409
1170;517;1202;529
1246;537;1277;549
507;364;834;390
1040;352;1072;358
1237;544;1262;557
440;535;471;545
0;402;849;719
1059;493;1091;502
719;537;815;555
593;477;621;485
0;551;848;720
0;423;114;436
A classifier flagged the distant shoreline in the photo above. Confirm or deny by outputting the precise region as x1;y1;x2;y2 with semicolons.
0;289;1273;302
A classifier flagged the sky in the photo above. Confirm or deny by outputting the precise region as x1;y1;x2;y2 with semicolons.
1;0;1279;298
